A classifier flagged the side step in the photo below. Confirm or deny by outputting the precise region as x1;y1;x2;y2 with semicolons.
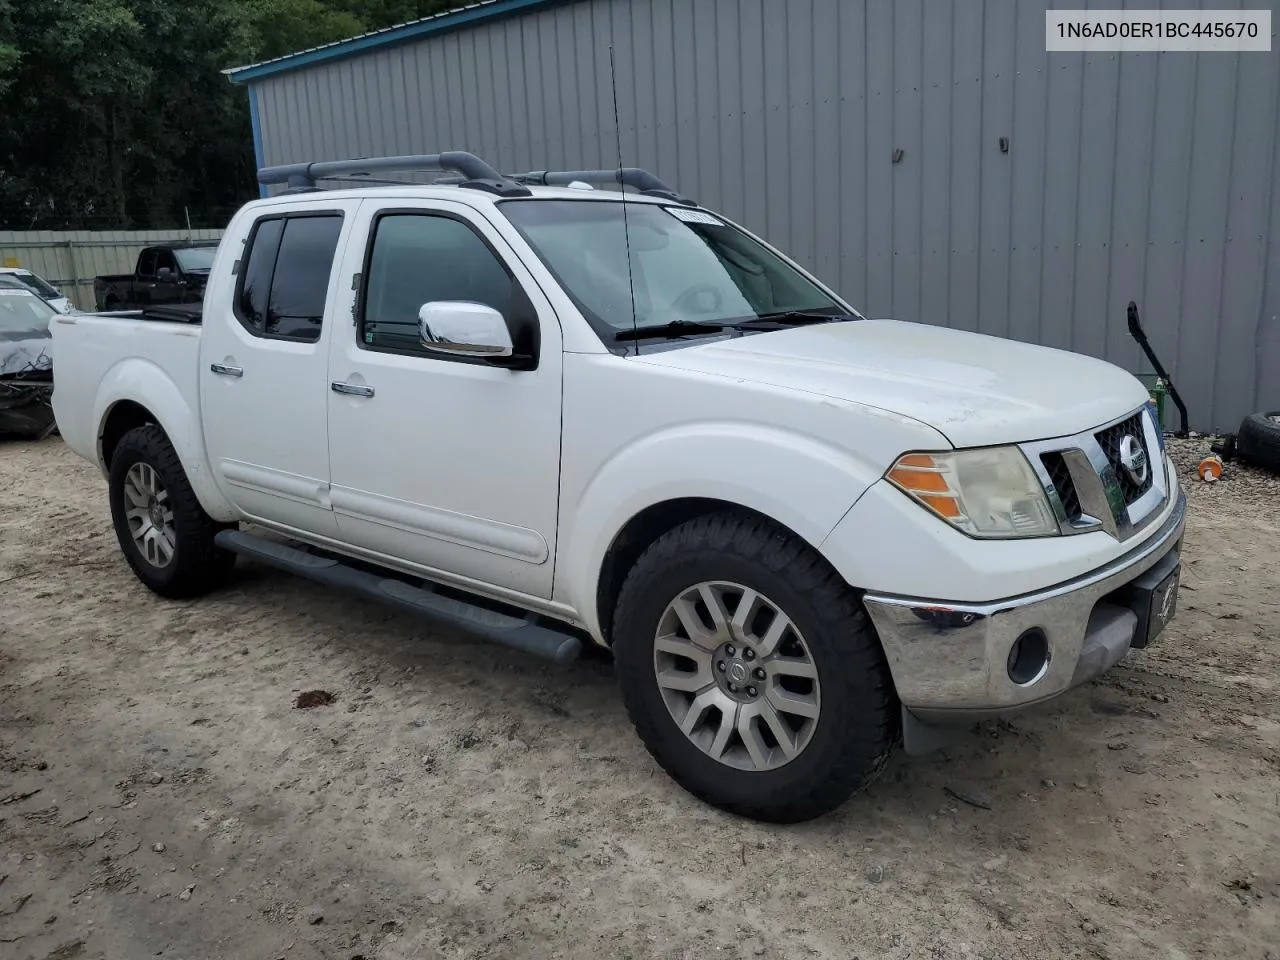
214;530;582;664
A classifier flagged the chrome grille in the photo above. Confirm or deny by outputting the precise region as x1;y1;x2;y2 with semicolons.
1039;452;1082;521
1094;412;1154;503
1022;405;1169;542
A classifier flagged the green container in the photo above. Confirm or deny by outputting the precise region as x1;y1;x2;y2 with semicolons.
1137;374;1167;428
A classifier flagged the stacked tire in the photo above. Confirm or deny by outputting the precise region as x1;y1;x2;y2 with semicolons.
1237;412;1280;474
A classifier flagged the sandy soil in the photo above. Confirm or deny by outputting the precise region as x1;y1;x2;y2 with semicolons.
1;437;1277;960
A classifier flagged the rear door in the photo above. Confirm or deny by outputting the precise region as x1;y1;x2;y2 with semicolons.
200;198;360;537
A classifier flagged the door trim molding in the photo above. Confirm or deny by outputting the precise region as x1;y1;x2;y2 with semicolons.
330;485;549;564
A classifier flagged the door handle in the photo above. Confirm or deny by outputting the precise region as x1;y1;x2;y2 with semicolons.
331;381;374;398
210;362;243;378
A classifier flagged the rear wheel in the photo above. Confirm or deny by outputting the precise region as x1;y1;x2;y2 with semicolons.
612;511;899;822
108;424;235;598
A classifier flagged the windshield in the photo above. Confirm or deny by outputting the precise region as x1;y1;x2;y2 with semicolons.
500;200;849;337
173;247;216;271
10;271;62;301
0;283;56;338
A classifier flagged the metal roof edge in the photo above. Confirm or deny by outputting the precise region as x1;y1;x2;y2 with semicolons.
225;0;567;84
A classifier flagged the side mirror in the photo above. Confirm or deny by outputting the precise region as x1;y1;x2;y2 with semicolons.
418;301;513;359
156;267;175;281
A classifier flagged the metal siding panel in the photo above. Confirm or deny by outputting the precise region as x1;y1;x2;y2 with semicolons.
469;29;498;163
1216;49;1277;427
1179;50;1238;428
649;0;678;182
738;0;768;235
837;0;868;302
1006;0;1047;347
1258;68;1280;421
1039;45;1085;351
892;0;923;321
713;0;745;222
783;0;815;267
1141;51;1197;402
762;0;792;244
1071;43;1121;361
977;0;1015;339
811;0;841;287
570;2;599;170
864;0;894;316
623;0;652;167
1104;50;1159;375
670;0;698;196
919;1;953;328
504;20;534;167
688;0;719;207
535;9;565;163
947;0;984;333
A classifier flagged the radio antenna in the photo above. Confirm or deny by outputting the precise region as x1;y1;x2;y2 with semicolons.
609;44;639;352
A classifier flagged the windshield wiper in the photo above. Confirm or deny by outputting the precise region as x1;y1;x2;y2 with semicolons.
734;310;852;327
614;320;726;341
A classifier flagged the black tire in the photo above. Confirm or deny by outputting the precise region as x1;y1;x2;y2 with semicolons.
1236;412;1280;473
612;511;899;823
108;424;236;598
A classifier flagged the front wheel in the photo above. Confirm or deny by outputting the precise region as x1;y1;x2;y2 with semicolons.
108;424;235;598
612;512;899;822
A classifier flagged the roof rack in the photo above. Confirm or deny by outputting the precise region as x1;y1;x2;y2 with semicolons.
256;152;531;197
256;152;694;204
510;168;694;205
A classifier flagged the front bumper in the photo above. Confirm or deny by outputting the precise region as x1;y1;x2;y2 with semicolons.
863;490;1187;719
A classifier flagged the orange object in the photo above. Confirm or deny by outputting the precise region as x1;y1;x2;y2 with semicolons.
1197;455;1223;482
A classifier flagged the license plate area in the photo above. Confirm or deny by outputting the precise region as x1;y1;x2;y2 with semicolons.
1122;558;1180;650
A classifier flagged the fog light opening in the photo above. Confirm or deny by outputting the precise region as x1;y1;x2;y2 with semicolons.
1007;629;1050;686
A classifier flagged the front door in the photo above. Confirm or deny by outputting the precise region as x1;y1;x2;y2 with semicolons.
148;249;182;306
325;200;563;600
200;198;360;537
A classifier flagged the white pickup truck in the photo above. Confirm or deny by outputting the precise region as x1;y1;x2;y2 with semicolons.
52;153;1185;822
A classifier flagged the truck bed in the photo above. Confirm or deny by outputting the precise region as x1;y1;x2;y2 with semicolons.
49;309;204;469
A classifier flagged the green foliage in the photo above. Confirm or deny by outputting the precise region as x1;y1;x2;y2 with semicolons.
0;0;464;229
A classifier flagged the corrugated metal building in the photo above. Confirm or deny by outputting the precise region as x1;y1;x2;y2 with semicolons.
227;0;1280;432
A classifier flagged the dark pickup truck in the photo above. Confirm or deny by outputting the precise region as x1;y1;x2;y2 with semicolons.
93;243;217;312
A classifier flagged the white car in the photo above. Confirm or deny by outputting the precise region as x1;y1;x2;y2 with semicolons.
50;153;1184;822
0;267;76;313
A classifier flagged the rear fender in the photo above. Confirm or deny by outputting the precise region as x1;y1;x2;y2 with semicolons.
93;357;237;521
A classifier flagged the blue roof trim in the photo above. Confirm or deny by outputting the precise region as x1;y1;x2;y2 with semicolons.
227;0;565;84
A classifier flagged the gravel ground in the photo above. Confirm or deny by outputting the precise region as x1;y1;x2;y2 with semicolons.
1;436;1277;960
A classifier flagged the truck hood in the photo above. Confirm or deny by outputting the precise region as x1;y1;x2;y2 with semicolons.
636;318;1150;448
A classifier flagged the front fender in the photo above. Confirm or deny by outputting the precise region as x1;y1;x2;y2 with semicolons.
93;357;237;521
556;421;892;642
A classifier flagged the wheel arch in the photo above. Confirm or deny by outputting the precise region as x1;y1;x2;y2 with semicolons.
92;361;237;522
593;498;828;647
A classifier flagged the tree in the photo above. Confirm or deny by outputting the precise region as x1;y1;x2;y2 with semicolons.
0;0;465;230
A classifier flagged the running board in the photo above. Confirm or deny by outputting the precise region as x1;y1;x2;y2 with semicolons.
214;530;582;664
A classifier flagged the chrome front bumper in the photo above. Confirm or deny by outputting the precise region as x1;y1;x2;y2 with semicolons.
863;491;1187;719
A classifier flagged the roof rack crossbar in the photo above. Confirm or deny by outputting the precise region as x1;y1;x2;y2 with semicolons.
257;151;509;190
511;168;694;205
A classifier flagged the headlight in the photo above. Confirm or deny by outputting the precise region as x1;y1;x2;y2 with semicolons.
886;447;1058;538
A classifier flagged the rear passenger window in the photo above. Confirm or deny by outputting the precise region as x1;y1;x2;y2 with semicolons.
234;213;343;342
360;214;519;355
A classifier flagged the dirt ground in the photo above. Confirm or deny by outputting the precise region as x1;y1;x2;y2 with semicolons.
1;437;1277;960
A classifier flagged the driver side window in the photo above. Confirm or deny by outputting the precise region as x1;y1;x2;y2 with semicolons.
155;250;177;275
360;212;520;356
